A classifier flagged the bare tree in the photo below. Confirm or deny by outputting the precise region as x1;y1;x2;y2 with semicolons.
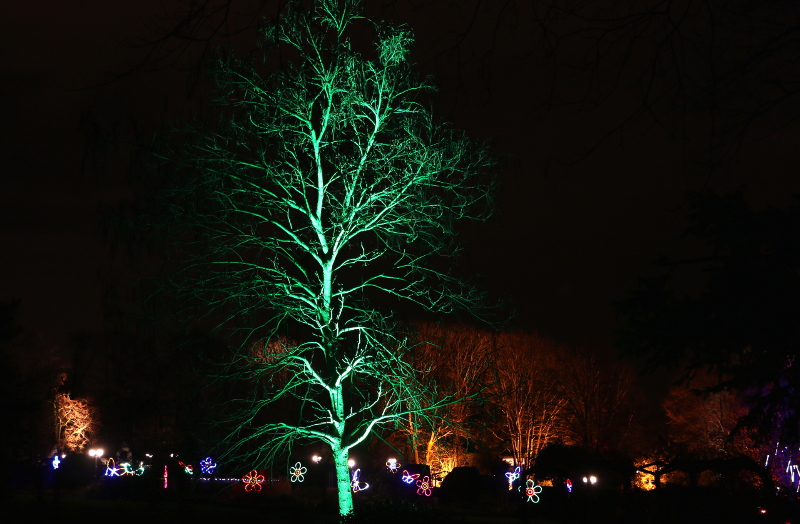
53;381;98;452
559;352;636;452
131;0;495;515
491;331;569;466
397;321;495;477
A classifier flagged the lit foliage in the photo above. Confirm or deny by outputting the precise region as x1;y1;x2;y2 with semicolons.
290;461;307;482
505;466;520;490
350;469;368;492
242;470;265;492
401;470;419;485
200;457;217;475
53;391;97;452
520;479;542;503
139;0;494;518
416;475;432;496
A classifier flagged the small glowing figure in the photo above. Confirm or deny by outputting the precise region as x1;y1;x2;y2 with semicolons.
178;461;194;475
290;461;307;482
386;458;400;473
401;470;419;485
416;475;432;496
52;455;60;469
200;457;217;475
520;479;542;503
505;466;520;489
104;458;120;477
120;462;135;475
351;468;369;492
242;470;265;492
565;479;573;493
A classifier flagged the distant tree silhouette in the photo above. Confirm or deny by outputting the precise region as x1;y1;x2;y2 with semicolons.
621;190;800;445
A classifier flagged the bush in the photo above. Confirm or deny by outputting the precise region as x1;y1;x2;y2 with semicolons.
340;499;449;524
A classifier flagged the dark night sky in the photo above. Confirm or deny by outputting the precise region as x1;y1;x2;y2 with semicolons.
3;1;800;351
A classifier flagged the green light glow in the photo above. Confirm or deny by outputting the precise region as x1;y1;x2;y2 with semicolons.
144;0;494;517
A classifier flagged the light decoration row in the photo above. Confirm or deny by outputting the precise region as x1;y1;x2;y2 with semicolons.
505;466;520;490
351;469;369;492
242;470;265;492
521;479;542;503
290;462;307;482
163;465;168;489
120;461;146;476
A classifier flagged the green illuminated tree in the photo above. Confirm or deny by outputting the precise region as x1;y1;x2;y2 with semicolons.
135;0;494;516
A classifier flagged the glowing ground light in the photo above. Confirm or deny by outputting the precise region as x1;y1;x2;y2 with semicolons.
104;458;120;477
386;458;400;473
505;466;520;489
401;470;419;485
242;470;265;492
520;479;542;503
351;469;369;492
416;475;432;497
290;462;307;482
200;457;217;475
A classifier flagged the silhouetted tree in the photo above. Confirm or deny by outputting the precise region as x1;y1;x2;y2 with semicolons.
621;191;800;445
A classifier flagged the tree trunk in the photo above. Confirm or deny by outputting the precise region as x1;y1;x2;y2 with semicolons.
332;445;354;516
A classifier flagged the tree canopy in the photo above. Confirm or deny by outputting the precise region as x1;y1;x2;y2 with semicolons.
129;0;495;515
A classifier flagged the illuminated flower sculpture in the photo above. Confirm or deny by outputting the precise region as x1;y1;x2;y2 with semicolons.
416;475;432;497
200;457;217;475
520;479;542;503
290;462;307;482
505;466;520;490
401;470;419;485
242;470;265;492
